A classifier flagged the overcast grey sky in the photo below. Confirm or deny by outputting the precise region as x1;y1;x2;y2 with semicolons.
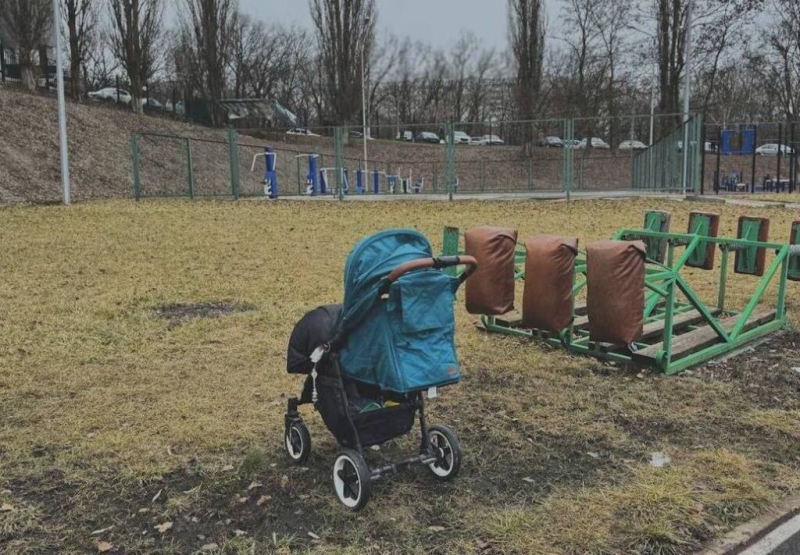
234;0;553;52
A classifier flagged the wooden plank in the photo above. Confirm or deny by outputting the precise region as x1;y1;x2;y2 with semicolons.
573;301;669;331
633;309;777;363
495;311;522;326
639;308;721;341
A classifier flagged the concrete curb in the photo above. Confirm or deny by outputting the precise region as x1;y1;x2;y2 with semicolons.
698;494;800;555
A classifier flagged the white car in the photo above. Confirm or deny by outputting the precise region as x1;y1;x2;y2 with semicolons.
481;134;504;145
579;137;611;149
756;143;794;156
88;87;132;104
619;140;648;151
469;136;485;145
451;131;471;144
286;128;321;137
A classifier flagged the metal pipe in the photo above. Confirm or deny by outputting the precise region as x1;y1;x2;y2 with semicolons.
681;0;695;197
361;15;370;174
53;0;71;204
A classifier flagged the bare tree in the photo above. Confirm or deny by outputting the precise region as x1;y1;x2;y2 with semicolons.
108;0;164;113
596;0;632;147
310;0;376;125
60;0;96;99
509;0;546;152
182;0;236;125
0;0;52;90
465;48;497;122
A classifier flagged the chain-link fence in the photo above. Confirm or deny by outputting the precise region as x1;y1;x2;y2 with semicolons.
130;113;705;200
703;122;799;194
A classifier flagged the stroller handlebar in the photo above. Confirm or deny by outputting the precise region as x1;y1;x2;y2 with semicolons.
386;255;478;284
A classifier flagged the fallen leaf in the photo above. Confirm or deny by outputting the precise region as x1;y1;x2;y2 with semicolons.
234;529;247;537
151;489;162;503
91;526;114;536
272;532;277;545
308;531;320;540
522;477;535;483
586;452;600;459
428;525;446;532
154;521;173;533
280;475;290;490
0;503;14;512
247;481;262;490
166;446;173;456
235;495;248;504
257;495;272;506
201;543;218;551
96;541;114;552
137;508;148;514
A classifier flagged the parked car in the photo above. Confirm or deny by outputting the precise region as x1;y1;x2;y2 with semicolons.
88;87;132;104
141;98;165;111
469;136;485;146
415;131;440;144
619;140;648;151
578;137;611;149
444;130;471;144
539;136;563;148
395;130;414;141
756;143;795;156
562;139;582;149
286;127;321;137
481;134;505;145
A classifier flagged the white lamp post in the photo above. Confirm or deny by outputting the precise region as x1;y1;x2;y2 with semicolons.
53;0;71;204
681;0;694;197
361;15;370;173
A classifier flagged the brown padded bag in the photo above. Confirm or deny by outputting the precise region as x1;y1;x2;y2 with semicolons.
522;235;579;331
586;240;646;345
465;227;518;315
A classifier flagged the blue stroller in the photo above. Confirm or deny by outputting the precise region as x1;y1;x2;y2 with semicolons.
285;229;477;510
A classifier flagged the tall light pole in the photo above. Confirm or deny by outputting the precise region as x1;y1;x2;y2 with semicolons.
53;0;71;204
361;15;370;174
681;0;694;197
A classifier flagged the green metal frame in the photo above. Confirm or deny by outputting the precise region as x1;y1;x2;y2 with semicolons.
442;222;796;375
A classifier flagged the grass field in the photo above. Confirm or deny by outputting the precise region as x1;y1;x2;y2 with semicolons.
2;198;800;555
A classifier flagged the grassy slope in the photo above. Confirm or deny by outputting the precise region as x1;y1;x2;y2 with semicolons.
1;198;800;554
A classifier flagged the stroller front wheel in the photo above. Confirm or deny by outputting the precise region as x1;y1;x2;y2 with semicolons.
332;449;372;511
284;420;311;464
426;425;461;481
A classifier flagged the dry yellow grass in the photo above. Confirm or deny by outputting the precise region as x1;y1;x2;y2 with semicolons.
1;198;800;554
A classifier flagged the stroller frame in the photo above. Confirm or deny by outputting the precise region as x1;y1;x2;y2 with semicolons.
283;253;477;510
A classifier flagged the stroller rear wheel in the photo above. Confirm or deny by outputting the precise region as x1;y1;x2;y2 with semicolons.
284;420;311;464
426;425;461;481
332;449;372;511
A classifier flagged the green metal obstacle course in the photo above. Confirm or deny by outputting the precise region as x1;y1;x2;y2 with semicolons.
442;211;800;375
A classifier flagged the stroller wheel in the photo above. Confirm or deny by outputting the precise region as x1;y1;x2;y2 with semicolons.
284;420;311;464
426;425;461;481
332;449;372;511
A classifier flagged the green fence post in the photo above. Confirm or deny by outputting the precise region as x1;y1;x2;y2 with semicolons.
227;127;240;199
445;122;456;201
185;137;195;199
131;133;141;201
295;151;302;195
528;158;534;191
334;126;345;201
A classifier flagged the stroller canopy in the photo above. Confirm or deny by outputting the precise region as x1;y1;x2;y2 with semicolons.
338;229;462;393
